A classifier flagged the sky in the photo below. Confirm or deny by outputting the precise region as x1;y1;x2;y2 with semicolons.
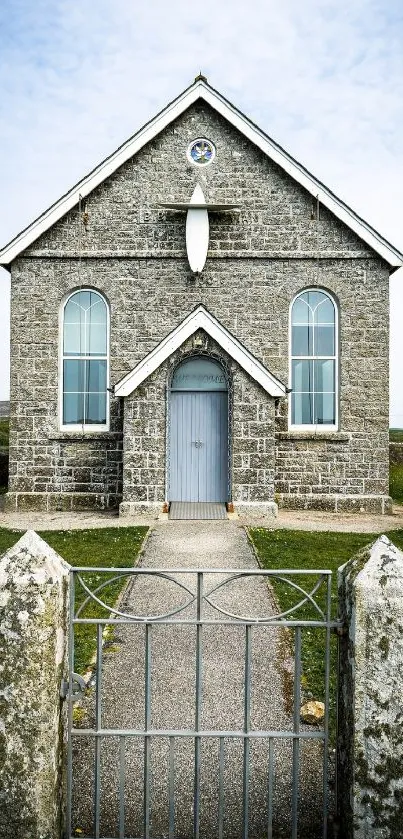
0;0;402;421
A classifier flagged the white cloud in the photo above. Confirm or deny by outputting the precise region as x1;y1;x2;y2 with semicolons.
0;0;402;419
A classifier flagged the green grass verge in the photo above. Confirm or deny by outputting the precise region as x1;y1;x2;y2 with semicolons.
390;463;403;504
0;418;9;447
390;428;403;442
0;526;148;673
248;527;403;736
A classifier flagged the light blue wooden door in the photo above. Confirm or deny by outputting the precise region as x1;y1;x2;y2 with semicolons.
169;389;228;502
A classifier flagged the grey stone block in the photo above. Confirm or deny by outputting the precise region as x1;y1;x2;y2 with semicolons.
0;531;70;839
338;536;403;838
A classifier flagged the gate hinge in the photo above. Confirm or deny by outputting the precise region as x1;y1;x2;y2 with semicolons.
60;673;87;701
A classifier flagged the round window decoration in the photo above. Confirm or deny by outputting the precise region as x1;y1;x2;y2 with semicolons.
187;138;216;166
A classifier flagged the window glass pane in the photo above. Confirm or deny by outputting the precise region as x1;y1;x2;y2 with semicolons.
87;360;107;393
86;323;107;355
76;290;92;310
85;392;107;424
306;290;327;310
63;322;85;355
63;392;84;425
292;296;311;325
315;297;335;324
314;360;335;392
63;291;108;426
88;297;107;324
63;360;85;392
292;392;313;425
314;393;335;424
315;325;335;356
292;325;313;356
64;297;83;324
292;360;313;393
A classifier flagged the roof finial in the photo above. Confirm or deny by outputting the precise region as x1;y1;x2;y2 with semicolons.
194;71;207;83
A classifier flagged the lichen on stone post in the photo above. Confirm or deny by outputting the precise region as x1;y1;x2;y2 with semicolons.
338;535;403;838
0;530;70;839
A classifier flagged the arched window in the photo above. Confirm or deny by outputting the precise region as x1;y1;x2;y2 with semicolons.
62;289;109;428
290;289;337;427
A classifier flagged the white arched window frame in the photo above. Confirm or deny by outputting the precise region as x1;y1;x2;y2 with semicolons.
60;289;110;431
289;289;338;430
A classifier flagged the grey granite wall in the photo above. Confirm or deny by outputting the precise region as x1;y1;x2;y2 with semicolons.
5;102;391;512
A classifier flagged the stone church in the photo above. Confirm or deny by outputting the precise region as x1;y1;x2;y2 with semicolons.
1;76;402;517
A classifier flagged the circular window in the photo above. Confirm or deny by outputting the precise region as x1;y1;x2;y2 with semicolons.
187;138;216;166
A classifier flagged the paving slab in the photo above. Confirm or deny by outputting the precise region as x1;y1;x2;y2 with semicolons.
1;503;402;531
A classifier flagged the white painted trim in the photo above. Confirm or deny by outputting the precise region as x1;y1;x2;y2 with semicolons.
59;287;110;432
114;305;286;398
288;288;339;431
1;80;402;268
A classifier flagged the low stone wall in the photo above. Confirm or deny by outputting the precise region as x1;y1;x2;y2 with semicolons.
0;449;7;488
389;442;403;464
0;531;70;839
338;535;403;838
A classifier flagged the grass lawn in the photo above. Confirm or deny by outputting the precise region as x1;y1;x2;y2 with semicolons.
0;526;148;673
390;428;403;442
390;464;403;504
249;527;403;735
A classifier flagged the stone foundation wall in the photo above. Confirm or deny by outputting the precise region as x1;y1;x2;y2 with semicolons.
6;432;122;511
275;430;391;513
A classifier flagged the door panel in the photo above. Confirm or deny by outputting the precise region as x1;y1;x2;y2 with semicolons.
170;391;228;502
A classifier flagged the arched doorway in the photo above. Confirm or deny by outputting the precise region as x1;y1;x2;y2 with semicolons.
168;356;229;502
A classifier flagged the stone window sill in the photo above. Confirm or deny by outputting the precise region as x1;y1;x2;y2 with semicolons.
277;431;350;443
49;432;122;442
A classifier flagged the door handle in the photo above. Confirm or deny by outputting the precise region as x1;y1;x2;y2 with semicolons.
192;440;203;448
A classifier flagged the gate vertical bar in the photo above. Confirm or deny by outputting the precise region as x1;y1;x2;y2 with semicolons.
291;627;301;839
322;575;332;839
144;623;152;839
218;736;225;839
267;737;274;839
168;736;175;839
94;623;103;839
66;569;76;839
194;572;203;839
242;623;252;839
118;736;125;839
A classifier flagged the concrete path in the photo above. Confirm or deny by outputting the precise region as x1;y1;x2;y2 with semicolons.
72;521;326;838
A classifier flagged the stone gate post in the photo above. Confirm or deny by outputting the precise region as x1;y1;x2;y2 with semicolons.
0;530;70;839
337;534;403;838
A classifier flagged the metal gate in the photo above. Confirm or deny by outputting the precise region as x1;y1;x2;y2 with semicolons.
64;566;340;839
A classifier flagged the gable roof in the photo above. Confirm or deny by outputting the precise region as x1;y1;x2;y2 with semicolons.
1;77;402;270
114;305;287;398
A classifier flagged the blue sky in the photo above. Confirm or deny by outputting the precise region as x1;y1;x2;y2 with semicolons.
1;0;403;420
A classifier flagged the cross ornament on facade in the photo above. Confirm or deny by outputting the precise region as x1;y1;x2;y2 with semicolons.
160;184;239;273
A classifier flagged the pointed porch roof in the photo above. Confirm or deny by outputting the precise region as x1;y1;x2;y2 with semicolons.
114;305;287;398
